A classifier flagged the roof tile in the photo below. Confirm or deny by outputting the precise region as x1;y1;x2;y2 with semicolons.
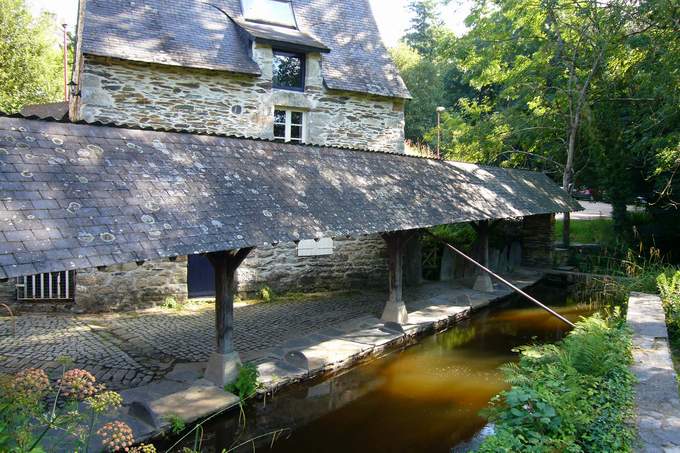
0;116;579;278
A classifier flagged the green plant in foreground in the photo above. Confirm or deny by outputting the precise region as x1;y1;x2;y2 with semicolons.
0;362;154;452
164;413;186;434
658;270;680;367
478;315;636;452
225;363;261;400
161;296;181;310
259;286;274;303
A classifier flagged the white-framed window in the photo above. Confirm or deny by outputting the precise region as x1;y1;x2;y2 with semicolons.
274;109;305;143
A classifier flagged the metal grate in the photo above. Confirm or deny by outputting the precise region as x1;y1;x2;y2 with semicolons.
16;271;76;301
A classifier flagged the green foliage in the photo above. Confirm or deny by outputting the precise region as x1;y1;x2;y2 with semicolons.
390;43;446;143
225;363;261;401
0;0;65;113
478;315;636;452
427;223;477;250
161;296;181;310
259;285;274;303
396;0;679;241
657;270;680;365
403;0;446;57
164;413;186;434
554;219;614;245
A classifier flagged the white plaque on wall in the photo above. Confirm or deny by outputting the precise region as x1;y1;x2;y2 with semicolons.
297;238;334;257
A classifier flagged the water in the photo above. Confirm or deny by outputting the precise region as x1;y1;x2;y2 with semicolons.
164;280;607;453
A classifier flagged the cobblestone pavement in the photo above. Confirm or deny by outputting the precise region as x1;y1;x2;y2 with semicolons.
0;286;403;389
0;278;528;390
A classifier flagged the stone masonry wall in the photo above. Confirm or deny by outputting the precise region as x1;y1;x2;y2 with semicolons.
237;235;388;295
0;280;15;308
55;43;403;311
74;257;188;312
521;214;555;268
76;51;405;153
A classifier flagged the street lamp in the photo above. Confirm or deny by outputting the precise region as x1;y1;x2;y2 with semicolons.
68;80;80;99
436;106;446;159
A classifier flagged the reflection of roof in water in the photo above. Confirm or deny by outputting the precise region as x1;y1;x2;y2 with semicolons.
0;116;580;279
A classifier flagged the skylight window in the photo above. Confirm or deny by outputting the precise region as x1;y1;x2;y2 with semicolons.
241;0;297;28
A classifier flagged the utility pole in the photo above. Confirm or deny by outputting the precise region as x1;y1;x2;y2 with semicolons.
62;24;68;102
436;106;445;159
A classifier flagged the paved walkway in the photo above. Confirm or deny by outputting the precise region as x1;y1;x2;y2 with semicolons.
556;201;643;220
627;293;680;452
0;271;538;390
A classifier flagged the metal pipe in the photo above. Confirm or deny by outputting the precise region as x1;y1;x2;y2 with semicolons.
427;232;576;328
62;24;68;102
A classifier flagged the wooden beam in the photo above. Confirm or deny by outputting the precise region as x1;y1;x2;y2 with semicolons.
206;248;253;355
381;231;413;324
476;220;490;267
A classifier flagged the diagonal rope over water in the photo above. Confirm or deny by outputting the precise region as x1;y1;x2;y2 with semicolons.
426;232;576;328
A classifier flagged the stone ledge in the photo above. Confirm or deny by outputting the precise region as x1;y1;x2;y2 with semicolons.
626;292;680;452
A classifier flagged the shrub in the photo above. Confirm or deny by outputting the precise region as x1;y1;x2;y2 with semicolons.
259;286;274;303
658;270;680;358
477;315;636;452
164;413;186;434
225;363;261;400
161;296;181;310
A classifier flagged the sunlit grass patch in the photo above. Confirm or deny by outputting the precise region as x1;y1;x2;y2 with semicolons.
554;219;613;244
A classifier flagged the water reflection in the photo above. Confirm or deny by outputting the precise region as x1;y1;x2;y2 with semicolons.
166;282;606;453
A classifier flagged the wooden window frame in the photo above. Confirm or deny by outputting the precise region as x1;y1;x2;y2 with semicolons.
274;109;306;143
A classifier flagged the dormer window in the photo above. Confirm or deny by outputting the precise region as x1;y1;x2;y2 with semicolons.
241;0;297;28
273;50;305;91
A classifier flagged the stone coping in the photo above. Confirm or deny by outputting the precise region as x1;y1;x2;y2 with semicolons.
626;292;680;452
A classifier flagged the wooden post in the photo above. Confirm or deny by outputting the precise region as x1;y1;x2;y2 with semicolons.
476;220;490;267
471;220;494;292
381;231;409;324
204;248;253;386
404;230;423;287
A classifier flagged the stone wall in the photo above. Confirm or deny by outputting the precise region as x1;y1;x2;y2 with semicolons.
0;280;15;308
75;51;405;153
74;257;188;313
237;235;388;295
521;214;556;268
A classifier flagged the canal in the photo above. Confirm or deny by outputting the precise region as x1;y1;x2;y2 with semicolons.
163;279;609;452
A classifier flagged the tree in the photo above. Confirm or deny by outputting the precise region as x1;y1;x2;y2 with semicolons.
438;0;648;245
390;43;447;143
0;0;64;113
404;0;445;57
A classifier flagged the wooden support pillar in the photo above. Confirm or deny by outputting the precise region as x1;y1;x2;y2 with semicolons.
471;220;494;292
381;231;409;324
404;230;423;287
203;247;253;386
475;220;490;267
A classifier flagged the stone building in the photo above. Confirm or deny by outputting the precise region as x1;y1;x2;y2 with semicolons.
0;0;569;313
67;0;408;309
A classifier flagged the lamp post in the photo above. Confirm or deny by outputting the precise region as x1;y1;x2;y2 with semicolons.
62;24;68;102
436;106;445;159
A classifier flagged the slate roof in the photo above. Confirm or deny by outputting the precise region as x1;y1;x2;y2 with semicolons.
232;17;330;54
0;116;579;279
81;0;410;99
19;102;69;121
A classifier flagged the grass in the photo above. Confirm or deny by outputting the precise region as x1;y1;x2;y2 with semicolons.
554;219;614;245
